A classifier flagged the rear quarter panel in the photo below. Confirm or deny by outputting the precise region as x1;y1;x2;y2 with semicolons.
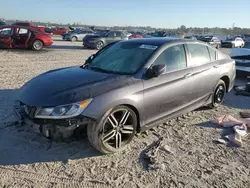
217;51;236;91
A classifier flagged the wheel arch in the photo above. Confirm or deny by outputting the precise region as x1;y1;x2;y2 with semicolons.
121;104;141;132
220;75;230;92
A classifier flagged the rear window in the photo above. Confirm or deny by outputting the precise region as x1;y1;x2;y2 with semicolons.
187;44;210;66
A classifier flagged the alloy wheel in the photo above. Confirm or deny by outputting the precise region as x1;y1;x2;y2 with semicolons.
33;40;43;50
101;108;135;149
96;42;104;50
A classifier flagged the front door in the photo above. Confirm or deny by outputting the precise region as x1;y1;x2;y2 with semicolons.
142;44;195;126
0;27;13;48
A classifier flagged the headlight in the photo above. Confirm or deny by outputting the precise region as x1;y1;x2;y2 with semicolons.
35;99;92;119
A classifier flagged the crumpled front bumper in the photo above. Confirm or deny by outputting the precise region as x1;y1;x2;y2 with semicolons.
13;101;95;140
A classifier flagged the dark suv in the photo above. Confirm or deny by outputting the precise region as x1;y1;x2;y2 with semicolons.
83;30;128;50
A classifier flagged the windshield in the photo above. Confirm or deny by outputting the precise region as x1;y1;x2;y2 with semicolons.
88;42;159;74
95;30;109;36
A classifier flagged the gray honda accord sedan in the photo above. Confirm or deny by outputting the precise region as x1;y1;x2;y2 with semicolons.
15;38;236;154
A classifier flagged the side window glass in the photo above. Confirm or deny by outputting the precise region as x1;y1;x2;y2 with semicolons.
208;47;216;61
154;45;187;72
107;32;114;38
187;44;210;66
115;32;122;37
0;28;12;35
18;28;28;34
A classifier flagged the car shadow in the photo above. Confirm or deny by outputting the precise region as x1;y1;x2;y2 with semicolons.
49;45;91;50
0;89;101;166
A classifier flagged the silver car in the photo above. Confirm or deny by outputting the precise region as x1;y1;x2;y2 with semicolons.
63;30;95;42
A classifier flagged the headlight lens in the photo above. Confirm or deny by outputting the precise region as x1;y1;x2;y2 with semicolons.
35;99;92;119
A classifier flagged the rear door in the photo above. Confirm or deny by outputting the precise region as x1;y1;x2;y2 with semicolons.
143;44;195;126
105;31;116;44
0;27;13;48
14;27;30;47
186;43;219;103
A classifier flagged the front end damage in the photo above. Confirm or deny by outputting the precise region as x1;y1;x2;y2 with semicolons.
13;101;95;140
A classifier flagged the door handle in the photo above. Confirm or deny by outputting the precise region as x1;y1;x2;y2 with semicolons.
184;73;193;78
213;65;220;68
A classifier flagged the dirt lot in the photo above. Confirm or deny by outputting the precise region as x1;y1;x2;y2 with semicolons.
0;38;250;188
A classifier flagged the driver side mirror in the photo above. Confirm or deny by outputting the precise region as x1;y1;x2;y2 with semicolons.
152;64;166;77
145;64;166;78
85;54;95;64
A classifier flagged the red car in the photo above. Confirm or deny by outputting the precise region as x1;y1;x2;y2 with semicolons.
51;27;68;35
0;25;53;50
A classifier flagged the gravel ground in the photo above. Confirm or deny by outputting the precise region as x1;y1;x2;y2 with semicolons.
0;38;250;188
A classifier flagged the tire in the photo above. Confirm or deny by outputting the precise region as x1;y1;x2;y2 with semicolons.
96;41;104;50
87;105;137;154
32;40;43;51
71;36;77;42
209;80;226;108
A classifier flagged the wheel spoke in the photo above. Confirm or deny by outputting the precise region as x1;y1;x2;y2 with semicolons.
120;110;130;125
102;130;116;142
115;132;122;148
107;114;118;128
120;125;134;134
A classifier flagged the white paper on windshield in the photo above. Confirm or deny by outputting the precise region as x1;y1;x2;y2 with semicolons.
139;44;158;50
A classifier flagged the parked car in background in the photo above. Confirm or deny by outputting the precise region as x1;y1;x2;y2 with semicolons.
184;36;197;40
0;25;53;50
231;41;250;77
221;37;245;48
15;38;235;154
51;27;68;35
199;36;221;48
83;30;128;50
0;20;6;26
128;32;152;39
235;34;250;42
63;30;95;42
151;31;168;37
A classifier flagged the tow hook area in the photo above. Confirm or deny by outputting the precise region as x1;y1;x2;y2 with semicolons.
41;123;79;140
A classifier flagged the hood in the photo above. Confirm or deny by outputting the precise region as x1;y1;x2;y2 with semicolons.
19;66;132;107
231;48;250;58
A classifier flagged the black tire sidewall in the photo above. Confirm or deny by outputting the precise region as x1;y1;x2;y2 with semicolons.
87;105;137;154
210;80;226;108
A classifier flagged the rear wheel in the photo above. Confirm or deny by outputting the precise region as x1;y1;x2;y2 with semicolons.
87;105;137;154
32;40;43;51
96;41;104;50
209;80;226;108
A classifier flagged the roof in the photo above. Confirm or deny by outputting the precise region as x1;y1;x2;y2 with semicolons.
121;37;185;46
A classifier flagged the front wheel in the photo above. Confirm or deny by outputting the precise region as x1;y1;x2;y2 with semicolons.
32;40;43;51
209;80;226;108
87;105;137;154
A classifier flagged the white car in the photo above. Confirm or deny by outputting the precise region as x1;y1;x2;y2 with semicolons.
222;37;245;48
